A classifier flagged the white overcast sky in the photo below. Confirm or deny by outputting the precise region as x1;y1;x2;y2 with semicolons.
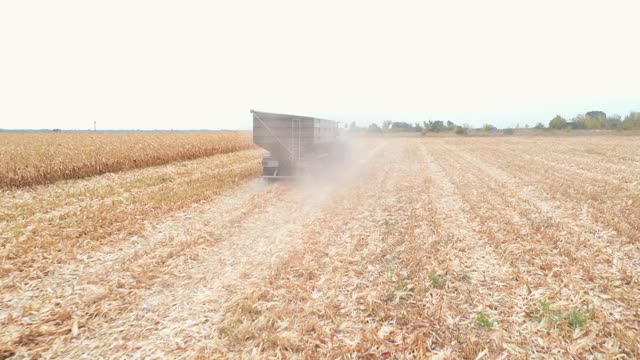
1;0;638;130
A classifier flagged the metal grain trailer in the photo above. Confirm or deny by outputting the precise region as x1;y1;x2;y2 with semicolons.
251;110;348;179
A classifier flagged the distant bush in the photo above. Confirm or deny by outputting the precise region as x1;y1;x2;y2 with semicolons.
482;124;497;131
534;122;546;130
367;123;382;133
503;128;515;135
454;126;467;135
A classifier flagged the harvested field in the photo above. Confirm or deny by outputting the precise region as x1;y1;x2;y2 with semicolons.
1;136;639;358
0;131;255;188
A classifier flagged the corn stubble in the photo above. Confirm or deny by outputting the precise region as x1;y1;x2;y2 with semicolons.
1;136;639;358
215;137;640;358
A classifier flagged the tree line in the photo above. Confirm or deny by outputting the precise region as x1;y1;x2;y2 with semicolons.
546;111;640;130
355;120;471;135
350;110;640;134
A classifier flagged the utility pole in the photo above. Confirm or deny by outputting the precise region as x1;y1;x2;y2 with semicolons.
94;121;96;131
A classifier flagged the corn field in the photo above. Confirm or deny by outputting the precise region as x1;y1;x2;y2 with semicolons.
0;131;255;188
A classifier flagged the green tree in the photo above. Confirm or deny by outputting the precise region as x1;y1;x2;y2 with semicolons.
572;115;586;129
586;111;606;119
454;126;467;135
549;115;568;129
584;111;606;129
391;122;414;131
446;120;456;131
605;115;623;129
428;120;445;132
584;116;602;129
534;122;545;130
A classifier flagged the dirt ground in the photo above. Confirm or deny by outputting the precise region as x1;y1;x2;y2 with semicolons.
1;136;639;358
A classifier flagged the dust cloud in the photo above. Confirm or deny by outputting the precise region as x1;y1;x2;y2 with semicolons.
271;136;388;213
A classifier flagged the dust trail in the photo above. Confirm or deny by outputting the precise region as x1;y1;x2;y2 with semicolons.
291;136;388;202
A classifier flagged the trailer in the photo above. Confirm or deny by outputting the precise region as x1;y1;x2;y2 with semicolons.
251;110;348;179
